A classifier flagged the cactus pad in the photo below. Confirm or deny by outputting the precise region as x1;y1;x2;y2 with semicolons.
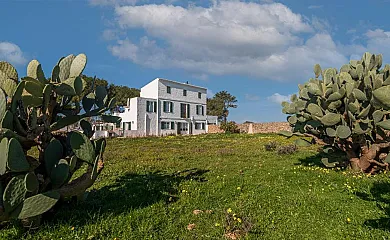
3;175;26;213
70;132;95;164
44;139;63;174
50;159;69;188
25;172;39;193
7;138;30;172
0;138;8;175
17;191;60;219
69;53;87;78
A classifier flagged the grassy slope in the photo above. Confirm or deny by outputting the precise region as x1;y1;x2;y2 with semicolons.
1;134;390;239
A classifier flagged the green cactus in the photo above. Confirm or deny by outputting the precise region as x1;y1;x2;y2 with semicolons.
25;172;39;193
3;175;26;213
280;52;390;173
0;54;119;228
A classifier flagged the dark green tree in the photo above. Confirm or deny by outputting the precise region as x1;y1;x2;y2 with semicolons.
207;91;237;123
107;84;140;107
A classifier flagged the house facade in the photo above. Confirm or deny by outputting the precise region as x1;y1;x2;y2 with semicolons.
93;78;219;138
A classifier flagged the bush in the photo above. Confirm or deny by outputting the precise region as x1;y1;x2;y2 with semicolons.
264;141;279;151
220;121;240;133
277;144;298;155
280;52;390;173
0;54;119;228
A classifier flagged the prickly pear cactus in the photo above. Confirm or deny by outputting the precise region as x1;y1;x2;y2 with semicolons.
280;52;390;173
0;54;120;227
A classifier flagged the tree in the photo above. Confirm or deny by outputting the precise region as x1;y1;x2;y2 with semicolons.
208;91;238;123
81;75;140;108
207;97;224;121
280;51;390;174
107;84;140;106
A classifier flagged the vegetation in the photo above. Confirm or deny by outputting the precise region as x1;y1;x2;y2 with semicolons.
220;121;240;133
281;52;390;173
0;134;389;239
81;75;140;108
207;91;238;122
0;54;118;227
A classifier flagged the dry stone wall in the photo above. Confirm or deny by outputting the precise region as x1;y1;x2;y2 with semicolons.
207;122;291;134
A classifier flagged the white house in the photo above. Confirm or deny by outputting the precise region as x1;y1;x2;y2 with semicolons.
92;78;219;138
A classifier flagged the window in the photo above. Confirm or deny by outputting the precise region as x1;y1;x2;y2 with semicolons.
163;101;174;113
198;92;201;99
146;101;157;112
183;89;187;96
195;122;205;130
196;105;204;115
167;86;171;94
161;121;174;130
181;103;190;118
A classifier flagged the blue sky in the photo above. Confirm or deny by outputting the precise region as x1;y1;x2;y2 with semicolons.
1;0;390;122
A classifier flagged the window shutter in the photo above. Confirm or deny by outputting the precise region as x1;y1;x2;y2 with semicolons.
170;102;173;113
196;105;199;115
202;106;204;115
146;101;149;112
163;102;167;112
187;104;190;118
171;122;174;129
154;102;157;112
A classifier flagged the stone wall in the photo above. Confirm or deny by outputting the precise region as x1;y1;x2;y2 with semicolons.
207;122;291;134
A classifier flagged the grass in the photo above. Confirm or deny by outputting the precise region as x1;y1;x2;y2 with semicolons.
1;133;390;239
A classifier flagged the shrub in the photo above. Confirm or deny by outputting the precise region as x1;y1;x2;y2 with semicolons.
277;144;298;155
279;52;390;173
264;141;278;151
220;121;240;133
0;54;119;228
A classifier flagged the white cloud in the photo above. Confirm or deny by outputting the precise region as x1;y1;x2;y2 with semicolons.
102;29;120;41
101;1;390;82
244;94;260;101
0;42;27;65
267;93;291;104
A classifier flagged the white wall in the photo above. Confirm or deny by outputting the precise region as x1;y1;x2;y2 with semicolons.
157;78;207;135
140;79;159;99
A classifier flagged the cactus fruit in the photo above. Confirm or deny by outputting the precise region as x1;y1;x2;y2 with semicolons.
280;52;390;173
0;54;119;228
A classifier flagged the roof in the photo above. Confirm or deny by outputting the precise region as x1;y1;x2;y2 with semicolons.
156;78;207;90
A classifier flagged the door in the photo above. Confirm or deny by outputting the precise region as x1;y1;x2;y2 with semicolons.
180;122;189;135
145;116;151;136
177;122;181;135
189;123;193;135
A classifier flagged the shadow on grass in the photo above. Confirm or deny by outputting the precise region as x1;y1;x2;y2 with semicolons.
355;181;390;231
295;153;324;167
4;168;209;238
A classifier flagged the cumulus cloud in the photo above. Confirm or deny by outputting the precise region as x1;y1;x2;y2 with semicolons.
267;93;291;104
100;1;390;81
0;42;27;65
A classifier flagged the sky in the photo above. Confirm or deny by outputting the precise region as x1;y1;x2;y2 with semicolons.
1;0;390;123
